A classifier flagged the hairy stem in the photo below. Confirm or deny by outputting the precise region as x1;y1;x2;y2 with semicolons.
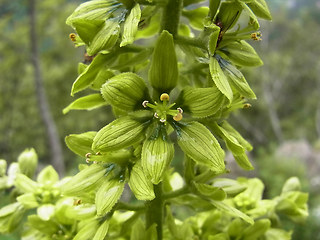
161;0;183;36
145;183;163;240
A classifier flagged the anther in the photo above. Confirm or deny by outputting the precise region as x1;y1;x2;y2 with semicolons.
243;103;252;109
142;100;149;108
160;93;170;101
177;107;183;114
154;112;159;118
173;113;183;121
160;118;166;123
86;158;90;163
85;153;91;158
69;33;77;42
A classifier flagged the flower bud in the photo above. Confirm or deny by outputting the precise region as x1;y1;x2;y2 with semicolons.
18;148;38;178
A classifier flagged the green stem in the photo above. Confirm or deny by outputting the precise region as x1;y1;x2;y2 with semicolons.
116;201;145;211
161;0;183;36
162;185;189;200
145;183;163;240
175;35;208;50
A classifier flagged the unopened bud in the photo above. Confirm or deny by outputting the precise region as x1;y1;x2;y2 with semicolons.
160;93;170;101
18;148;38;178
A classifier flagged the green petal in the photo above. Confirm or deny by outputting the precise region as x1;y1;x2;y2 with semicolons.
65;131;97;157
95;178;125;216
92;116;146;152
129;160;155;200
121;4;141;47
101;72;148;112
141;133;174;184
176;121;225;174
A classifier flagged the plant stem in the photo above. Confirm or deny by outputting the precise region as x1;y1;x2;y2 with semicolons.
145;183;163;240
163;185;189;200
161;0;183;36
116;201;145;211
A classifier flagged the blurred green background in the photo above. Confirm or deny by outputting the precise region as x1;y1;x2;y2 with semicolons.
0;0;320;239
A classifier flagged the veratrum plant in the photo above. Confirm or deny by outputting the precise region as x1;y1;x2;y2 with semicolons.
0;0;308;239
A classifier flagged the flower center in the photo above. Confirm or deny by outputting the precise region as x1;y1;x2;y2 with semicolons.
142;93;183;123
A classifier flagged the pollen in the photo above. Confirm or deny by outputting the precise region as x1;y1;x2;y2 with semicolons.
160;93;170;101
251;32;262;41
69;33;77;42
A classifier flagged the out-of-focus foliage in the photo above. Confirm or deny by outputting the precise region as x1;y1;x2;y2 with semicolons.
0;0;112;169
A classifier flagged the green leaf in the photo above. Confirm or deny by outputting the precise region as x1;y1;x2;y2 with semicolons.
129;160;155;200
208;26;220;55
93;220;110;240
87;19;120;56
141;130;174;184
17;193;39;209
210;122;253;170
121;4;141;47
71;53;113;95
221;40;263;67
15;174;38;193
191;181;226;201
37;166;59;185
61;164;107;196
101;72;148;112
221;121;253;151
66;0;122;26
247;0;272;20
209;57;233;102
92;116;146;152
242;219;271;240
149;30;178;93
238;1;260;30
179;87;226;118
65;131;97;157
63;94;107;114
183;7;209;30
215;2;242;31
176;121;225;174
211;200;254;224
208;0;221;22
213;178;247;196
130;218;146;240
96;178;125;216
72;18;105;45
217;55;256;99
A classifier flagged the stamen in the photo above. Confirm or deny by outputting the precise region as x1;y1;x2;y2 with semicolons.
173;113;183;121
177;107;183;114
142;100;149;108
154;112;159;118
